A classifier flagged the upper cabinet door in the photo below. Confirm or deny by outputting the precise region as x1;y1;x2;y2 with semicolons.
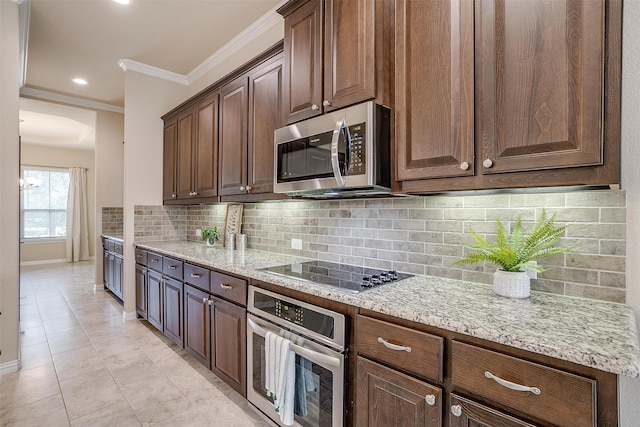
477;0;605;174
218;76;249;197
395;0;475;181
282;0;323;124
176;110;195;199
163;117;178;201
323;0;376;112
248;55;283;195
193;92;219;199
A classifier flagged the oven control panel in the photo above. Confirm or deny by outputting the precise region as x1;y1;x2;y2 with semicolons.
275;300;304;325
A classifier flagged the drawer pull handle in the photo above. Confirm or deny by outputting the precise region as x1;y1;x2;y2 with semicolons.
425;394;436;406
220;284;233;290
168;265;177;270
191;273;201;278
136;255;142;258
377;337;412;353
450;405;462;417
151;259;159;263
484;371;541;395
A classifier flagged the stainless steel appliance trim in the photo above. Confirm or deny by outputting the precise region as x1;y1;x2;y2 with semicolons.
273;101;383;195
248;286;346;351
246;313;345;427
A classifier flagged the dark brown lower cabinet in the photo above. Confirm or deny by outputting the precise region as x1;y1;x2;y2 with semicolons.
163;277;184;347
449;394;534;427
211;297;246;396
356;356;442;427
184;284;211;367
135;264;147;319
147;269;163;331
113;255;123;299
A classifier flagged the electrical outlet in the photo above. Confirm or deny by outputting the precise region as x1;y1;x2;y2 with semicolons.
291;238;303;250
195;228;202;237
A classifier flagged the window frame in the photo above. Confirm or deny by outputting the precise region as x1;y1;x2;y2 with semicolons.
20;165;70;242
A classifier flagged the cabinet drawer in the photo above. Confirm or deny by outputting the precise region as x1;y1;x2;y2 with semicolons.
147;252;163;272
163;257;184;280
451;341;596;427
135;248;148;266
184;263;210;291
356;315;444;382
210;271;246;306
114;241;123;255
106;240;115;251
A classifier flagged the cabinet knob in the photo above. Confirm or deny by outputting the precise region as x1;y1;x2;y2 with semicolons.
483;158;493;168
311;104;319;111
451;405;462;417
207;299;213;306
460;162;469;171
245;186;252;192
192;191;198;196
240;186;245;191
202;297;208;303
322;100;331;107
425;395;436;406
172;194;176;198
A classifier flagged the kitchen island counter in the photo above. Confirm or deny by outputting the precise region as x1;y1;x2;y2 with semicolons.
136;240;640;378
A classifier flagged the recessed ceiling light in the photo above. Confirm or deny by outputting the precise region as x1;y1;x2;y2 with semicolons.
72;78;88;85
113;0;131;4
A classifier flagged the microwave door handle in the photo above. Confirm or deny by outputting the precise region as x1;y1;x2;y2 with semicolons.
331;118;350;187
247;317;341;368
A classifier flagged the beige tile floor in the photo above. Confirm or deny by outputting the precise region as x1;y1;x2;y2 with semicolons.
1;261;270;426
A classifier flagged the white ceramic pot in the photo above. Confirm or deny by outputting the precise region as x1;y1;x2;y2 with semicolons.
493;269;531;298
205;240;216;247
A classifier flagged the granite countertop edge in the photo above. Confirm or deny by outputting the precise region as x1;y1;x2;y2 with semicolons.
101;234;124;242
135;240;640;378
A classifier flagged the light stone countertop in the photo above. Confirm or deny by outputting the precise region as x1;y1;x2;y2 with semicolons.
102;234;124;242
136;240;640;378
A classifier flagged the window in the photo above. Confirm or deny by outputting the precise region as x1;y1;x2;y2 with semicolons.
20;167;70;240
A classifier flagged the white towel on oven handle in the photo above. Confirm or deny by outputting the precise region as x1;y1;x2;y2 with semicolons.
265;331;295;426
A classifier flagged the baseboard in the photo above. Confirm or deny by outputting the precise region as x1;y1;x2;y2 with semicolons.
123;311;138;321
20;256;96;266
0;359;20;376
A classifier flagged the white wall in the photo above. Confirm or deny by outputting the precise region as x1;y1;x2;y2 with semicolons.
619;0;640;423
95;110;124;283
0;0;21;371
20;144;96;263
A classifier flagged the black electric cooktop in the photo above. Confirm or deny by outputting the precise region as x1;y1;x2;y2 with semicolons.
259;260;413;293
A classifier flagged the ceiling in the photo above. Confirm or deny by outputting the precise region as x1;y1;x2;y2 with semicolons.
19;0;282;149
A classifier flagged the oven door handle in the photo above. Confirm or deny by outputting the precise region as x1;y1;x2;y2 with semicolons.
248;317;341;368
330;117;350;187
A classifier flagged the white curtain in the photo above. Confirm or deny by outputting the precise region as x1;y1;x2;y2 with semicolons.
66;167;90;262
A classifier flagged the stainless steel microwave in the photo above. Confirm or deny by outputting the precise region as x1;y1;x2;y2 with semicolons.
273;101;391;198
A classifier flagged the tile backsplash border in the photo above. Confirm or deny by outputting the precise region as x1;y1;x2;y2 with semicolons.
135;189;626;304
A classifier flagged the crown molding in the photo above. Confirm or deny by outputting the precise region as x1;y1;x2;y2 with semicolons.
186;0;286;84
117;59;189;85
20;87;124;114
118;0;285;86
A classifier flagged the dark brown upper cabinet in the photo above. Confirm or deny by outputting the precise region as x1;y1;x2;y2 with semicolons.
218;76;249;197
279;0;392;124
396;0;622;193
162;117;177;201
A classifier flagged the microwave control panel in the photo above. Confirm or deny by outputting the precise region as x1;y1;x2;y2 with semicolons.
347;123;366;175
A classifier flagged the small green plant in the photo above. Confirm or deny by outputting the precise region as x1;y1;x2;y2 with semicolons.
201;226;219;245
451;210;573;273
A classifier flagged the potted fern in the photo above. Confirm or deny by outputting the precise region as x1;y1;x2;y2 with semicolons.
451;210;573;298
201;226;219;247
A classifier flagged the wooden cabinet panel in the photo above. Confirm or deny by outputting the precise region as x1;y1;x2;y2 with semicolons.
184;263;210;292
184;284;211;368
147;252;163;272
357;315;443;382
113;255;123;300
176;110;195;199
356;357;442;427
135;248;147;266
163;277;184;347
103;250;109;288
248;55;283;195
395;0;474;181
162;257;183;281
147;269;163;331
135;264;147;319
193;92;219;198
218;76;249;196
449;394;534;427
211;298;246;396
282;0;323;124
451;340;596;427
324;0;375;111
163;117;178;201
476;0;605;174
209;271;247;306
